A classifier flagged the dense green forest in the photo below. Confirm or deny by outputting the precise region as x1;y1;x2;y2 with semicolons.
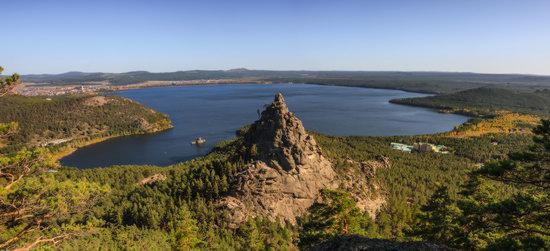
314;132;534;239
411;121;550;250
2;127;536;250
35;124;544;250
0;95;171;154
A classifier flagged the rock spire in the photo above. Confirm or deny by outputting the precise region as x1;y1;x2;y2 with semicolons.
220;93;336;226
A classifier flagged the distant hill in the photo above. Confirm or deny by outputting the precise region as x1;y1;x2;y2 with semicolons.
391;87;550;116
21;70;550;94
226;68;250;72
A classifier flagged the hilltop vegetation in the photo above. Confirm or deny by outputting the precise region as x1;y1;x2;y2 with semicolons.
0;66;20;96
411;121;550;250
447;113;540;138
392;87;550;116
0;68;111;250
314;131;533;239
0;95;171;155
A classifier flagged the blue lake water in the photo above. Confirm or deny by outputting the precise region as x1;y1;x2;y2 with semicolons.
60;83;469;168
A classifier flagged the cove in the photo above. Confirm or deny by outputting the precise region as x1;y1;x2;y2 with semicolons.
60;83;469;168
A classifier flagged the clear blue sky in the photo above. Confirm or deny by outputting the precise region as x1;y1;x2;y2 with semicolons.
1;0;549;75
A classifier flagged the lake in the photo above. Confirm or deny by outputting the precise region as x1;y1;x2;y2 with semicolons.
60;83;469;168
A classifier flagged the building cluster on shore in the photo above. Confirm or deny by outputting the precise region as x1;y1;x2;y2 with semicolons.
19;84;106;96
390;142;449;154
17;78;273;96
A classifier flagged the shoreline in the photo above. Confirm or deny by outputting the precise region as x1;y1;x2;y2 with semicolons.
51;135;117;161
51;124;173;163
388;99;483;118
302;82;439;95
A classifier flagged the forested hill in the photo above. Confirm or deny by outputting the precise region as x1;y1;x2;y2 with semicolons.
391;87;550;116
21;70;550;94
0;95;172;154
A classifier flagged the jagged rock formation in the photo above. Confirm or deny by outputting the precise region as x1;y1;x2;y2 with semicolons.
220;93;337;226
243;93;330;172
311;235;456;251
340;156;390;218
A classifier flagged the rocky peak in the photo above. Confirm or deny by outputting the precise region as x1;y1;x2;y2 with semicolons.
220;93;336;226
243;93;324;172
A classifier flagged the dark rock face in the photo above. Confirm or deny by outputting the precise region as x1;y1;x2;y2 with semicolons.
311;235;456;251
220;93;337;226
133;118;151;131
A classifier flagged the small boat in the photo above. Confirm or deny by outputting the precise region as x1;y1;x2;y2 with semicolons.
191;137;206;145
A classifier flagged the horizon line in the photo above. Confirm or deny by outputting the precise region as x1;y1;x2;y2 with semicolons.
15;69;550;78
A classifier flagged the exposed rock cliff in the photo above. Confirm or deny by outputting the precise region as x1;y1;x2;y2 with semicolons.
220;93;337;226
340;156;390;219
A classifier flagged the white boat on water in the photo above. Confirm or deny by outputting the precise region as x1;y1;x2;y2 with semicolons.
191;137;206;145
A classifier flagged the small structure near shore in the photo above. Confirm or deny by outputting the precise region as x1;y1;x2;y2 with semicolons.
414;142;449;154
390;143;413;153
390;142;449;154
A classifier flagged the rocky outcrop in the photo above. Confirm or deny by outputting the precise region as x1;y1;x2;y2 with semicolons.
339;156;389;219
139;174;167;185
220;93;337;226
242;93;329;172
82;96;109;106
311;235;455;251
133;117;172;133
133;118;151;131
361;156;391;175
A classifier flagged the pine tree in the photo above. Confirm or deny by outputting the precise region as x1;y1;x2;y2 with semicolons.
0;148;108;250
299;189;374;249
171;204;202;250
411;185;463;246
0;66;20;96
